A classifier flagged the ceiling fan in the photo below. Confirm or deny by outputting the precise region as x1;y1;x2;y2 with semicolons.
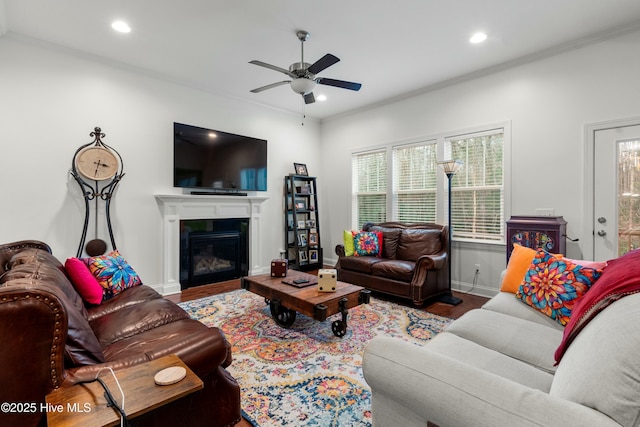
249;30;362;104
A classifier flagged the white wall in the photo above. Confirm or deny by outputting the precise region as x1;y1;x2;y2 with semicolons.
319;29;640;296
0;36;320;290
4;29;640;298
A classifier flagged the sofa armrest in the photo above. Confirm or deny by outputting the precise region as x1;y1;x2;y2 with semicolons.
415;252;446;271
0;286;68;426
363;337;618;427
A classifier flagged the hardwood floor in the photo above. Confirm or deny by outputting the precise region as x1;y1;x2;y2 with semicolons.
167;275;489;320
167;274;489;427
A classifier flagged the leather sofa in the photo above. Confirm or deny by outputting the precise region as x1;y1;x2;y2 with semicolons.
335;222;449;306
0;240;241;427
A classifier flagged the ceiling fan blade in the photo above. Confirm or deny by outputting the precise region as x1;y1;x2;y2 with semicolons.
316;77;362;91
304;92;315;104
250;81;290;93
307;54;340;75
249;60;297;78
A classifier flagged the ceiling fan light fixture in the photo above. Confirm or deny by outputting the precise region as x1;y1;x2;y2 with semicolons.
290;78;316;95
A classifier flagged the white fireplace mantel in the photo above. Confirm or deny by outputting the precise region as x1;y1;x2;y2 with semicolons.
154;194;268;295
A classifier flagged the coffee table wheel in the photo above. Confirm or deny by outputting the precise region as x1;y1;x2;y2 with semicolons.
331;297;349;337
269;300;297;327
331;320;347;337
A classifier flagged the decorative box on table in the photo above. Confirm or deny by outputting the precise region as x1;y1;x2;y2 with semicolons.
318;268;337;292
506;215;567;263
271;259;288;277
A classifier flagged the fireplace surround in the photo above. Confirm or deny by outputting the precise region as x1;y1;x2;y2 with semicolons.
181;218;249;289
155;194;268;295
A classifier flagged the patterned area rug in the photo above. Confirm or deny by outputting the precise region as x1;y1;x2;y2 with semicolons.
179;289;452;427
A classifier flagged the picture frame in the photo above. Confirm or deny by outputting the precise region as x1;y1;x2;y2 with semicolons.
298;233;308;246
299;250;308;262
306;219;316;228
294;162;308;176
295;201;306;210
308;232;318;246
309;249;318;262
297;220;307;229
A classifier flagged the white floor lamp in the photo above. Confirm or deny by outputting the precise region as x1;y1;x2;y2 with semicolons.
437;159;463;306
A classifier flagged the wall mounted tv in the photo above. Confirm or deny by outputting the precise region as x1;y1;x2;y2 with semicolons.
174;122;267;193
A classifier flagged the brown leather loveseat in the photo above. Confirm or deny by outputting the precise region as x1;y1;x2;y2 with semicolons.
0;240;240;427
335;222;449;306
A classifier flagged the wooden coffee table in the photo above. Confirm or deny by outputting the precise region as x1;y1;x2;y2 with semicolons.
241;270;370;337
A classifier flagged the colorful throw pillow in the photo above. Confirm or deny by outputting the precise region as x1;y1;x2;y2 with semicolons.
88;250;142;300
500;244;538;293
516;251;603;326
65;257;104;305
352;231;382;257
343;229;355;256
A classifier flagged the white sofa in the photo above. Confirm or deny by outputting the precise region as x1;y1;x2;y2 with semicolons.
363;282;640;426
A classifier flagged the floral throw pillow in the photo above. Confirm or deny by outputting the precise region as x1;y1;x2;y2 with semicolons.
352;231;382;257
516;250;603;326
88;250;142;300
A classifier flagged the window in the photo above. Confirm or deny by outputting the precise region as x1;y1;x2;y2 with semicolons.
351;124;507;243
392;141;437;222
447;129;504;241
351;150;387;229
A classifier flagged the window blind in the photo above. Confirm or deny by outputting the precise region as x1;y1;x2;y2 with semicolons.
447;130;504;241
392;141;437;223
352;150;387;229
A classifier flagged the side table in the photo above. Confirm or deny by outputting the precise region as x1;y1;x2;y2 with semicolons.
45;354;203;427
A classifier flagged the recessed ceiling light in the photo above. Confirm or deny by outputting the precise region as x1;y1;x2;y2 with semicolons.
316;94;327;102
470;32;487;44
111;20;131;33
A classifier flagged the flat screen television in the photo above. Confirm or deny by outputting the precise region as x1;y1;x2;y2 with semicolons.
173;122;267;193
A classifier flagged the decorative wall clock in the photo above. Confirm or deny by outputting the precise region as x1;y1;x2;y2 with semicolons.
70;127;125;257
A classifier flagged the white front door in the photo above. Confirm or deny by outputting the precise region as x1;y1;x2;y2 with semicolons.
594;124;640;260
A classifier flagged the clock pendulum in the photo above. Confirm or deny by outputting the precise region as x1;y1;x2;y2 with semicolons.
70;127;125;257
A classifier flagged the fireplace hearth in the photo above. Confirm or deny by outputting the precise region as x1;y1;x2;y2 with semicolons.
180;218;249;289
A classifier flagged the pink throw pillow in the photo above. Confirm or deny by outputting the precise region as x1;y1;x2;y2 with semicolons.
65;257;103;305
562;257;608;270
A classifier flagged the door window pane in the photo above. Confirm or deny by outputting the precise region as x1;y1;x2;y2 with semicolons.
618;139;640;254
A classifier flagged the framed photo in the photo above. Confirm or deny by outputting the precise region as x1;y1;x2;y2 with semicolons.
295;201;306;210
299;250;308;262
309;233;318;246
294;163;308;176
308;232;318;246
297;220;307;229
298;233;308;246
309;249;318;262
306;219;316;228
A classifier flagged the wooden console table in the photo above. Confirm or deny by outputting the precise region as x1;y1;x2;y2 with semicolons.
45;354;202;427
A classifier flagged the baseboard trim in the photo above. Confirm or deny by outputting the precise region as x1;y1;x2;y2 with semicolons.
452;281;497;298
150;282;181;297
